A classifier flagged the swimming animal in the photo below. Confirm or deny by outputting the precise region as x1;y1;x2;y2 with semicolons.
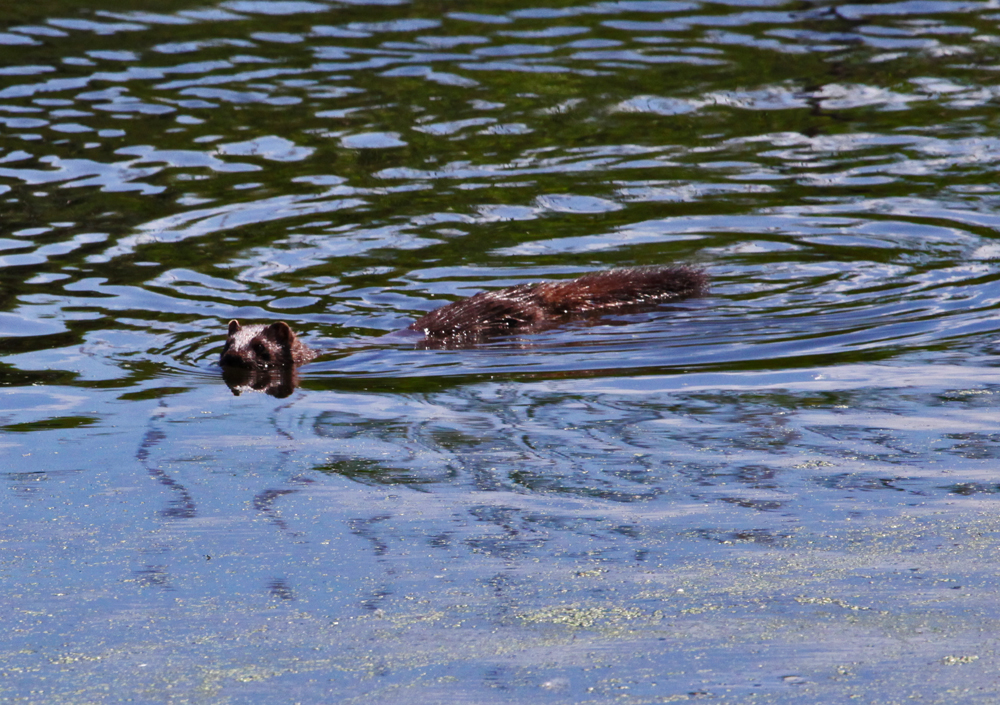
220;265;707;373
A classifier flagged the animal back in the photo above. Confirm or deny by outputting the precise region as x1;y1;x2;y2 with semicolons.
408;265;706;344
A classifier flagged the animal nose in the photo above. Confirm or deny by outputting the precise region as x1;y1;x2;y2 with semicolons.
220;352;252;369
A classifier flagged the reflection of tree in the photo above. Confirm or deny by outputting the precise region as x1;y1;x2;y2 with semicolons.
132;399;312;598
138;414;195;520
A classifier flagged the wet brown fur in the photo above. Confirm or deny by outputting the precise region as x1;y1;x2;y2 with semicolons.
408;265;707;346
220;265;707;370
220;320;317;369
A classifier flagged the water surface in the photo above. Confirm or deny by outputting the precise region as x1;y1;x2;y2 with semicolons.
4;0;1000;702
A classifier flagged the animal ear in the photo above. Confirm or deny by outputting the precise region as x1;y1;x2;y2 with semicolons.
228;320;241;335
266;321;294;344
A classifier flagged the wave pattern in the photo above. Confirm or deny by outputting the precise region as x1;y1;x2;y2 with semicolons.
6;1;1000;701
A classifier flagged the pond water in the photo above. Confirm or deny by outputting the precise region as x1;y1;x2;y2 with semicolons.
4;0;1000;702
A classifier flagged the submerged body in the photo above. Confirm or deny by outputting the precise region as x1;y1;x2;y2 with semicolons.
220;265;708;371
407;265;707;346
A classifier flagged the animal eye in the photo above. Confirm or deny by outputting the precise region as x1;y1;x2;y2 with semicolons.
252;342;270;360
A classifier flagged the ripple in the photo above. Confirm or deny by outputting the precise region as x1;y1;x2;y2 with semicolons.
536;193;623;213
220;1;333;15
46;18;146;34
215;136;315;161
341;131;407;148
94;192;368;262
3;2;1000;698
0;34;40;46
